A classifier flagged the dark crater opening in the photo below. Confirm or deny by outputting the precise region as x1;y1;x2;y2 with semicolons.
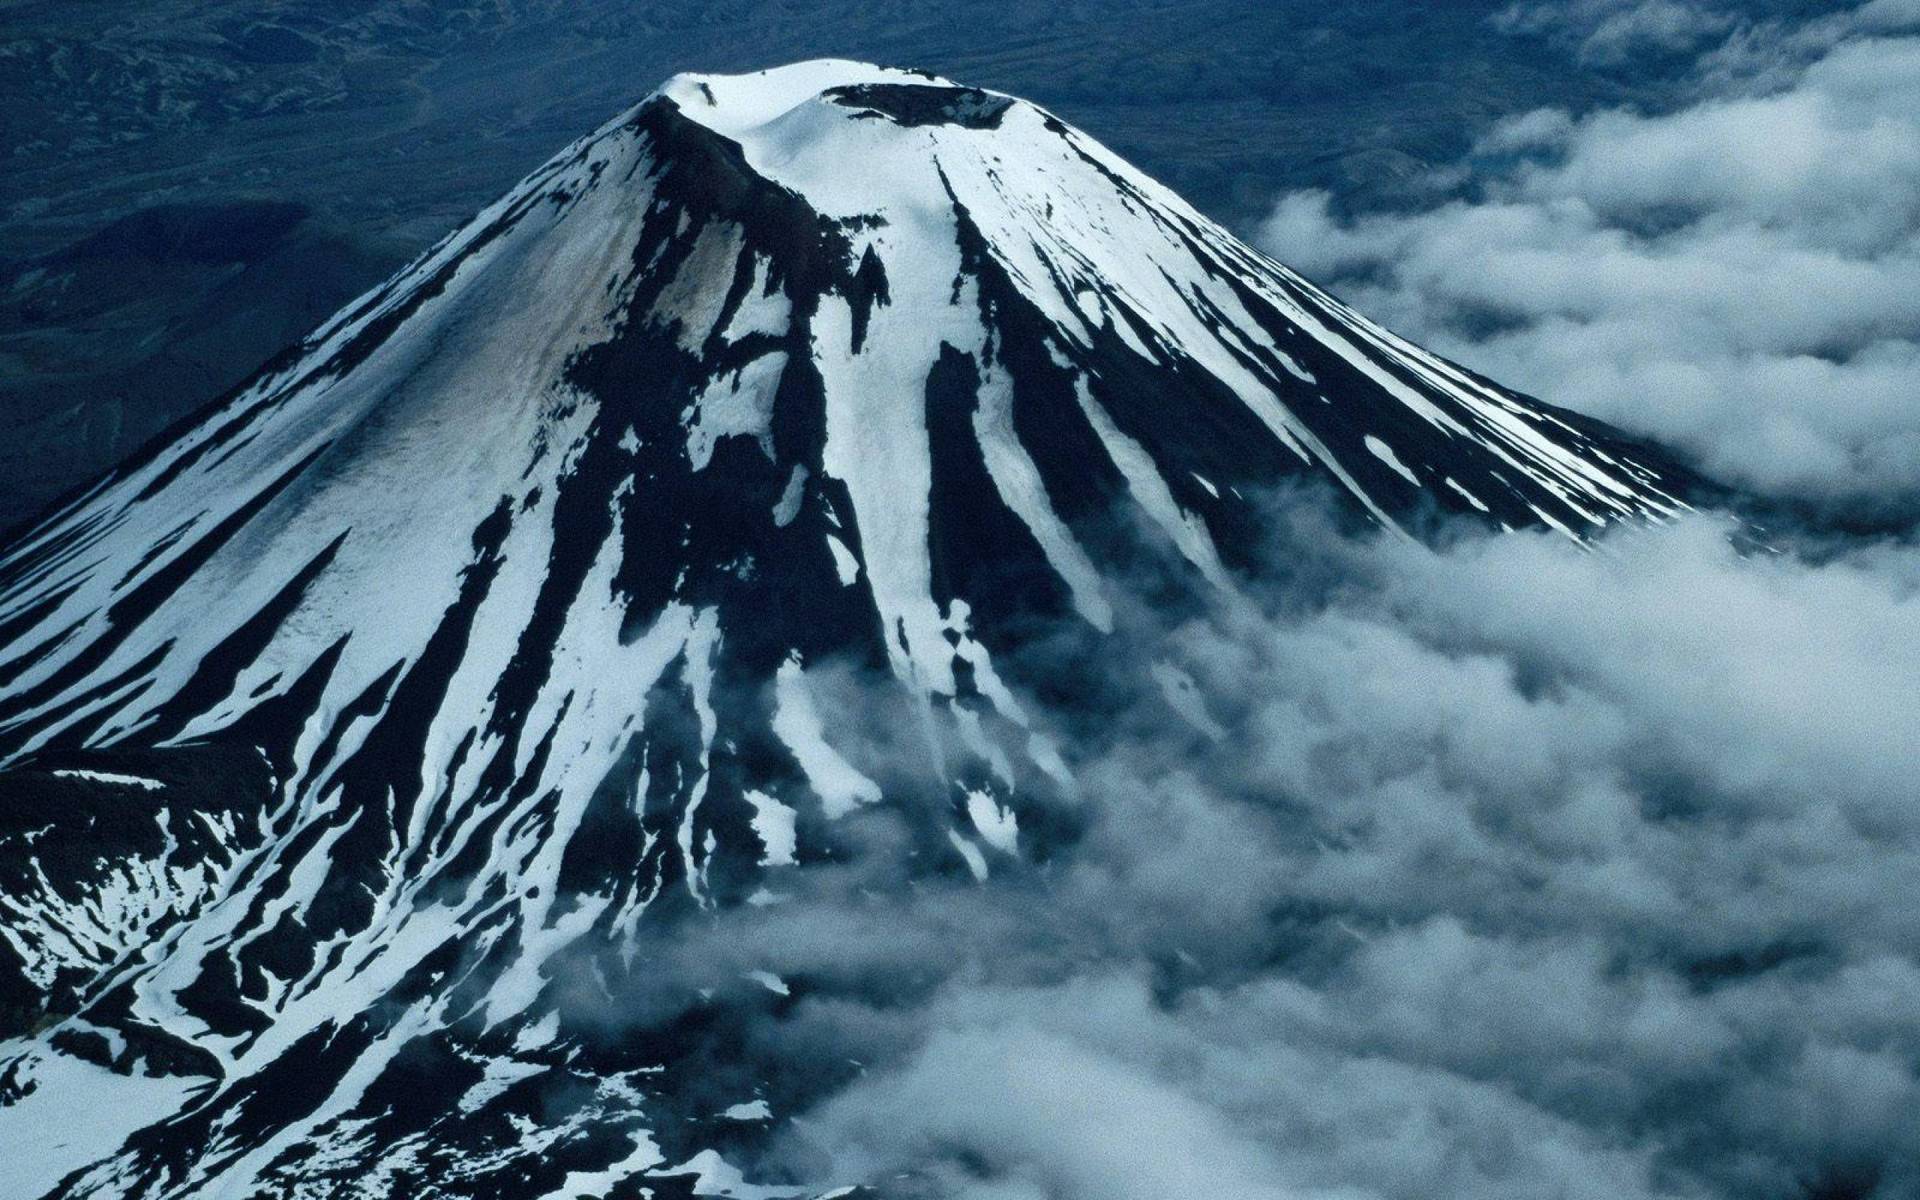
823;83;1014;130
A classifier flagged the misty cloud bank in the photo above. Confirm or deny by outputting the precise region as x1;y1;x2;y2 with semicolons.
524;7;1920;1198
646;7;1920;1197
1262;0;1920;523
586;501;1919;1200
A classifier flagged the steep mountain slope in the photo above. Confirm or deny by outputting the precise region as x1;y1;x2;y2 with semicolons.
0;61;1697;1199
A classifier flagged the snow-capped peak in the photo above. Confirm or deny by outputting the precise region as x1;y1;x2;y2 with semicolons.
658;60;967;137
0;61;1699;1199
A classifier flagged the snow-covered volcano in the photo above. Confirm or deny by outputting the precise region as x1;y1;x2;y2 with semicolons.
0;61;1696;1198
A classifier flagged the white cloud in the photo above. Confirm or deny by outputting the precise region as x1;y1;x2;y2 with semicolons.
804;972;1674;1200
1260;9;1920;518
727;507;1920;1200
1495;0;1737;65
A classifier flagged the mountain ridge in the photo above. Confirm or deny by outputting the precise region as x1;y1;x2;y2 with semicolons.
0;60;1703;1199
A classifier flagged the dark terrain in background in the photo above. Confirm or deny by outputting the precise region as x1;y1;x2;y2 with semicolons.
0;0;1783;529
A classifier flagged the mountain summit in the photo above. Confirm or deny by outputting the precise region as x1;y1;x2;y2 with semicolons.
0;61;1695;1198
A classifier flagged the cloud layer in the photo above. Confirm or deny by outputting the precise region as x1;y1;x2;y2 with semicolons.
570;492;1918;1199
545;10;1920;1197
768;508;1920;1200
1261;2;1920;521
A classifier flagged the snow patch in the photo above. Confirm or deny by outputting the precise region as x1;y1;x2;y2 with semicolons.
1364;434;1423;488
771;657;882;818
50;769;164;791
1151;661;1227;741
965;789;1020;856
824;534;860;586
741;789;798;867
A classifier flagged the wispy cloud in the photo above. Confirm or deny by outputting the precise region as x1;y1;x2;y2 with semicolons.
1495;0;1738;66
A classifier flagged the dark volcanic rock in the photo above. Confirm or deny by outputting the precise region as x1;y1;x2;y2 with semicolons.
0;61;1706;1198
